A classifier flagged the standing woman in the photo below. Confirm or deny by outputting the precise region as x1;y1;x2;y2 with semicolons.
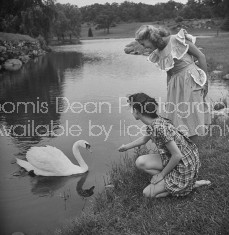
135;25;211;143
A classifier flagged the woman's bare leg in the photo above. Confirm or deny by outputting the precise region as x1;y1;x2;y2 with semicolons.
143;180;168;198
135;154;163;175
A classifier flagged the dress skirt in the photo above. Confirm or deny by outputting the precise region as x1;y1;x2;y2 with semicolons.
166;63;211;137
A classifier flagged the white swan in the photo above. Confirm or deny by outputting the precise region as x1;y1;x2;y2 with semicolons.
16;140;91;176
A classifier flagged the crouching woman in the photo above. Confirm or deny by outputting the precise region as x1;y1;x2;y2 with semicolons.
118;93;210;198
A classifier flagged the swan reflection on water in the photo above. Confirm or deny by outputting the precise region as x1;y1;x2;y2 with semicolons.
30;172;95;198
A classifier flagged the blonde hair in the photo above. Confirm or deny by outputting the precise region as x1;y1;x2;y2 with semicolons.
135;25;170;50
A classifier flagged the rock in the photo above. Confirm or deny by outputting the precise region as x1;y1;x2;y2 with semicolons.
32;50;38;56
212;70;223;75
19;55;30;64
223;74;229;80
4;59;22;71
0;46;7;53
216;64;223;70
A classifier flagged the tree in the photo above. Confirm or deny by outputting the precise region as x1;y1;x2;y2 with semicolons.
0;0;56;41
95;6;115;34
220;0;229;30
51;3;81;42
88;27;93;37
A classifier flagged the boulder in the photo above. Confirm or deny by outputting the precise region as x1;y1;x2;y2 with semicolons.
0;46;6;53
216;64;223;70
19;55;30;64
212;70;223;75
4;59;22;71
223;74;229;80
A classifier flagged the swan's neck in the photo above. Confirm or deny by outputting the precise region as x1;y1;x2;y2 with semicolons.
72;142;88;173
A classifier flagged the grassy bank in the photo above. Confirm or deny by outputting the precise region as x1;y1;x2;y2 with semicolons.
197;35;229;75
55;118;229;235
0;32;36;42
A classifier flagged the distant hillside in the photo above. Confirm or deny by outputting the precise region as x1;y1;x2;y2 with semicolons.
80;19;223;40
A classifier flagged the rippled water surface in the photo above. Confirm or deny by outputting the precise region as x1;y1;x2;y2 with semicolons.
0;38;228;235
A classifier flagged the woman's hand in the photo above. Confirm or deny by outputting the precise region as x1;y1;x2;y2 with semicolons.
150;173;164;184
118;144;128;152
201;82;208;99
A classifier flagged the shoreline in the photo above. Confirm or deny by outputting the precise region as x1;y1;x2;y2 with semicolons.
0;32;51;73
55;118;229;234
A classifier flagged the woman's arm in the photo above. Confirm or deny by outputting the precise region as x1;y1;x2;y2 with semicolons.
161;140;183;177
186;40;208;74
151;140;182;184
118;135;151;152
186;40;208;97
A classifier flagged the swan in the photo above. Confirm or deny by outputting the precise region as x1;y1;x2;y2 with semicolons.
16;140;91;176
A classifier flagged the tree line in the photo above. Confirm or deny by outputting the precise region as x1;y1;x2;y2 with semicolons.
0;0;228;42
0;0;81;41
81;0;229;33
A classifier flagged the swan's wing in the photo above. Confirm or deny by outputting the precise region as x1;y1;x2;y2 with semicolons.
16;158;35;172
26;146;74;175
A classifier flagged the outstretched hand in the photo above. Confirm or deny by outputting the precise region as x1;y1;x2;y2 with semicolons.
118;144;128;152
150;173;164;185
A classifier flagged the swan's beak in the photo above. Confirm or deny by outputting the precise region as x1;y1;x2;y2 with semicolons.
86;143;92;153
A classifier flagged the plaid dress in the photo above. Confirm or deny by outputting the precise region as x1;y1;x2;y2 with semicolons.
147;116;201;196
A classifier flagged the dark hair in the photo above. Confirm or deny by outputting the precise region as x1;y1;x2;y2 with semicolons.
128;93;158;119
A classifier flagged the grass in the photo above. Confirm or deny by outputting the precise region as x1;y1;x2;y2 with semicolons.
80;19;224;40
0;32;36;42
196;34;229;75
55;118;229;235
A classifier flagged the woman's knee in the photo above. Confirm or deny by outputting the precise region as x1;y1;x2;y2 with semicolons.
135;155;147;170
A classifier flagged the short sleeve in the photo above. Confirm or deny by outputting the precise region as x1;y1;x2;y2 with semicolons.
156;123;176;144
147;28;196;71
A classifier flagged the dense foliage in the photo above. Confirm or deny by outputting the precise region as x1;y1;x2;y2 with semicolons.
0;0;81;41
81;0;229;32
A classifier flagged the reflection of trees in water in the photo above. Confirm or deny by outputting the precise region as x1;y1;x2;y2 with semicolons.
0;52;83;153
30;172;95;198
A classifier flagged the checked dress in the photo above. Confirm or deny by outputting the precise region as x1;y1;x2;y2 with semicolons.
147;116;201;196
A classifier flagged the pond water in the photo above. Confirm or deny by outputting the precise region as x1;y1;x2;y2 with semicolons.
0;38;228;235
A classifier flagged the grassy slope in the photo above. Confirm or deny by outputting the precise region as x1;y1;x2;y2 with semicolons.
0;32;36;42
80;20;224;40
197;35;229;74
55;119;229;235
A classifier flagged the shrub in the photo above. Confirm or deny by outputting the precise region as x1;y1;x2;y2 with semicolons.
175;16;184;23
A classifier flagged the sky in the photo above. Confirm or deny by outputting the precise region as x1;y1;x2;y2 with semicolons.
57;0;188;8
